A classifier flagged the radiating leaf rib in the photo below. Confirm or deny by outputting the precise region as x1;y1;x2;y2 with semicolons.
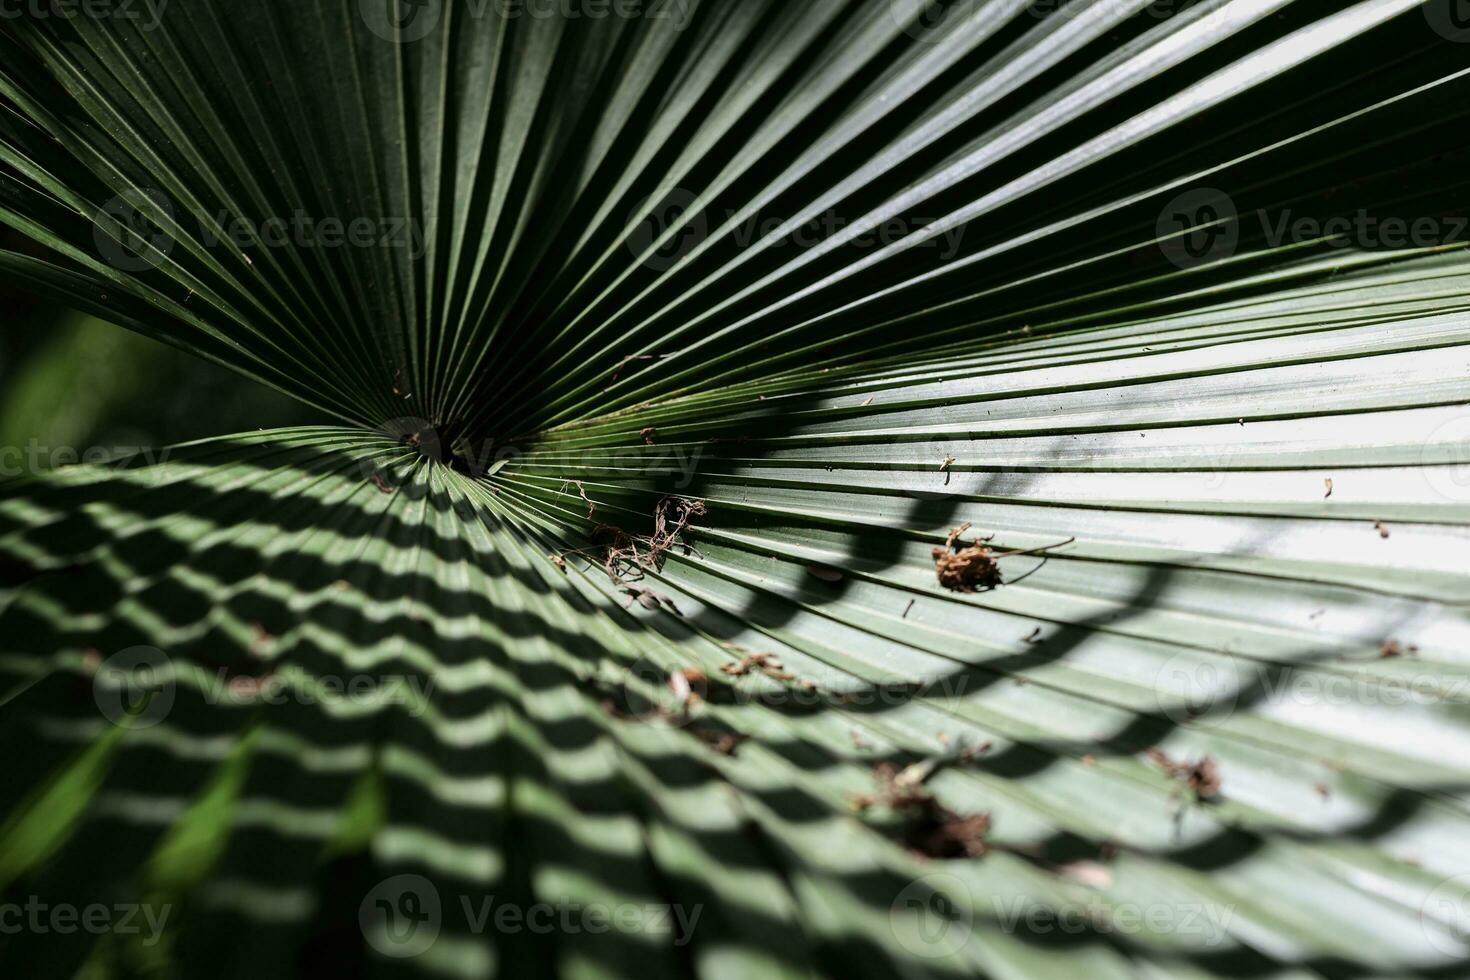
2;2;1470;977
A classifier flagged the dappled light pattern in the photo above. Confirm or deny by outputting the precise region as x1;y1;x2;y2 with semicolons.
1;1;1470;977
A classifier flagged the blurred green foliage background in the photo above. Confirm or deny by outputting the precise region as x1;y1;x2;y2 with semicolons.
0;280;323;476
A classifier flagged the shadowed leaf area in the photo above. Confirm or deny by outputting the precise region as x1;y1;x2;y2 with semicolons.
2;1;1470;977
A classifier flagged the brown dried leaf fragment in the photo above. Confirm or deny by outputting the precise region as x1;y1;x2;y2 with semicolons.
853;762;990;859
668;668;706;710
932;524;1074;593
932;523;1001;593
651;496;706;554
590;524;642;580
1323;478;1333;499
906;808;991;860
591;677;744;756
1379;640;1419;659
250;623;276;656
622;585;682;616
690;728;747;756
1147;749;1221;801
370;471;398;495
640;426;658;445
560;479;596;519
721;652;796;684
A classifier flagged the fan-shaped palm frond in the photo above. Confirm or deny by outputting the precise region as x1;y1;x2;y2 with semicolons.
3;1;1470;977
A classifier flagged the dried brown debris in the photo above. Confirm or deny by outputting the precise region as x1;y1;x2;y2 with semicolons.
720;651;819;692
931;523;1074;593
622;584;682;615
689;727;747;756
651;496;706;553
578;498;705;580
1147;749;1221;801
932;523;1001;592
560;479;596;518
721;652;793;682
592;675;746;756
668;667;707;710
853;761;990;859
590;523;644;579
640;426;658;445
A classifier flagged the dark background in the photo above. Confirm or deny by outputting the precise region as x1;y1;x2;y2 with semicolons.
0;228;324;475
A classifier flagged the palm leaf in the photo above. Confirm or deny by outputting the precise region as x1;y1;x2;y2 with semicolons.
2;1;1470;976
